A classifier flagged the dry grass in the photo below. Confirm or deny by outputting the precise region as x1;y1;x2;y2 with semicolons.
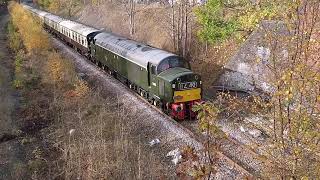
46;89;174;179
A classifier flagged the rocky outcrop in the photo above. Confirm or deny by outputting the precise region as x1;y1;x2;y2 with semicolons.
214;21;290;94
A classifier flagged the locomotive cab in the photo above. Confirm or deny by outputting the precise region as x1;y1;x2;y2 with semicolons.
151;56;202;120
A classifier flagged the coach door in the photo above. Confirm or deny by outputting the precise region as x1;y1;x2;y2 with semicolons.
147;62;152;87
147;62;158;94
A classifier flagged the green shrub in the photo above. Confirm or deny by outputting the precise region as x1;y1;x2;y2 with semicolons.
7;20;21;52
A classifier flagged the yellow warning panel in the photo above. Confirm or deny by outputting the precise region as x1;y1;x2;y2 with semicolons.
173;88;201;103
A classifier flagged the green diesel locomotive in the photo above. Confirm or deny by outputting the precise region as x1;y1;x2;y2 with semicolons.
91;32;202;119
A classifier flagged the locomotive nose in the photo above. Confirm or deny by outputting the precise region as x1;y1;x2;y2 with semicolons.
172;73;202;103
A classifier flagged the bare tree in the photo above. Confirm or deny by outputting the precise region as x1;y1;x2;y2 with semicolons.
117;0;139;37
163;0;198;58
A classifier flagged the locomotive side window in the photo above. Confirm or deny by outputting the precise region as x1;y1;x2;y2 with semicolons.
151;65;156;74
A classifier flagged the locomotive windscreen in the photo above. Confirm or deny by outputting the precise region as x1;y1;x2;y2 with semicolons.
157;56;190;74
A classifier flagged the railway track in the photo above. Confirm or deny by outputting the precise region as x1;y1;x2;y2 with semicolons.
51;35;263;179
130;91;256;178
181;121;267;177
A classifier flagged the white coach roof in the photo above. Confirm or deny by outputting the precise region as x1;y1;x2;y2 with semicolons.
59;20;99;37
45;14;65;23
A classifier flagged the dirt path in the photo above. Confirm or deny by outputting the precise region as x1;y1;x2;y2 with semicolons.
0;5;27;179
0;6;13;132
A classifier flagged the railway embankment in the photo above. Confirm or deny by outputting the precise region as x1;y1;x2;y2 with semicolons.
4;3;251;179
4;3;179;178
3;2;266;179
0;5;28;179
51;37;252;179
21;1;264;178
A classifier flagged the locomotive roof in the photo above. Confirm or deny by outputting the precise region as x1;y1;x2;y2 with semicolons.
59;21;100;37
38;11;50;18
94;32;178;69
45;14;65;23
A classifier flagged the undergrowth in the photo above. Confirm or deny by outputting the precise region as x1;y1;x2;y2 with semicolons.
7;2;173;179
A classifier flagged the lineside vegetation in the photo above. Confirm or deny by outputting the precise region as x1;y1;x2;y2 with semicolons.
188;0;320;179
8;2;173;179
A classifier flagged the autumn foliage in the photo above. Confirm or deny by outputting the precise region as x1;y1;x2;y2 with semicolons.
9;3;49;53
193;1;320;179
8;2;88;94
